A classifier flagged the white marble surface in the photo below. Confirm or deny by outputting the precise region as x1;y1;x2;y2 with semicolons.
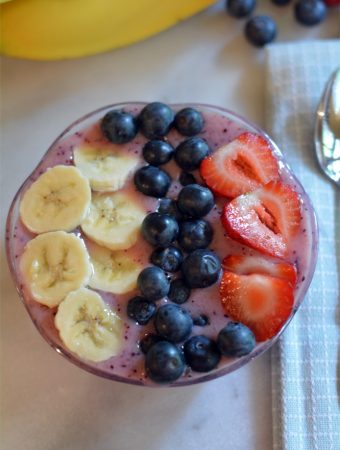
1;2;339;450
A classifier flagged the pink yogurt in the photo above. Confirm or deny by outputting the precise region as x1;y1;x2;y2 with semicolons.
5;103;318;386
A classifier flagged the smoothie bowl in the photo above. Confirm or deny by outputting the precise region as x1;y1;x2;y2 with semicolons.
5;102;318;386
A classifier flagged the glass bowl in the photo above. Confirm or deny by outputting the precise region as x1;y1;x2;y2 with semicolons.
5;102;318;387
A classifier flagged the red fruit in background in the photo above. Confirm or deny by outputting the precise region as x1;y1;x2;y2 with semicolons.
222;255;297;287
221;181;301;259
324;0;340;6
200;132;280;198
220;271;294;341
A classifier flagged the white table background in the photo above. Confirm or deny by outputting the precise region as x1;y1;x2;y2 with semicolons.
1;2;339;449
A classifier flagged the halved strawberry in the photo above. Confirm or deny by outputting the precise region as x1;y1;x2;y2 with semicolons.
221;181;301;259
200;132;280;198
222;255;297;287
220;271;294;341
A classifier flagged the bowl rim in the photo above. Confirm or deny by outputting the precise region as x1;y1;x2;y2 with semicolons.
5;102;319;387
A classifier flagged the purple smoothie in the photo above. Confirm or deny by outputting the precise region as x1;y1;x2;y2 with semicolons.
6;103;318;386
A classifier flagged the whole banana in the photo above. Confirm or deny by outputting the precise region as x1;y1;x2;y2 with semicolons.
0;0;215;60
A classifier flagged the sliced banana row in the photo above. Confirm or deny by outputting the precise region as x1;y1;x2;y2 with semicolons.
20;158;145;252
20;231;130;361
20;229;142;303
20;165;91;234
19;146;144;362
55;287;123;362
73;145;138;192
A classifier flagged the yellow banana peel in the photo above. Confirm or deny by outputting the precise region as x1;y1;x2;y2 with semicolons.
0;0;216;60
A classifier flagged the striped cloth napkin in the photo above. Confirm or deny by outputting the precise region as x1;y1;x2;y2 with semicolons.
265;40;340;450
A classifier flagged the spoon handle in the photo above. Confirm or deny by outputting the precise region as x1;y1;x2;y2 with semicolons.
314;68;340;188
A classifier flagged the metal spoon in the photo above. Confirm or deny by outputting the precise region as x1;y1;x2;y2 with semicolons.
314;67;340;188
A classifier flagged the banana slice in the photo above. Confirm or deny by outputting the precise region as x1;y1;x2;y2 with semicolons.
20;231;92;307
81;191;146;250
88;242;142;294
55;288;123;362
20;165;91;233
74;145;138;192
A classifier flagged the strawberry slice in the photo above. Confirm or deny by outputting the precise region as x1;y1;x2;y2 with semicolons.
220;271;294;341
222;255;297;287
221;181;301;259
200;132;280;198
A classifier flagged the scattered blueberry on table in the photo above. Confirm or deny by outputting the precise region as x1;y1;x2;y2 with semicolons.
225;0;331;47
294;0;327;26
227;0;256;18
245;15;277;47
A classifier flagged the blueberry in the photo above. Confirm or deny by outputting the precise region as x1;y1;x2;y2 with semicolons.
181;249;221;288
145;341;185;383
271;0;290;5
168;278;191;304
157;198;184;222
142;212;179;247
134;165;171;198
138;102;174;139
154;304;193;342
151;246;183;272
226;0;256;18
294;0;326;26
174;108;204;136
178;219;213;252
139;333;165;354
174;137;210;171
184;336;221;372
101;110;137;144
137;266;170;301
127;296;156;325
193;314;210;327
217;322;256;357
179;171;196;186
142;140;174;166
177;184;214;218
245;16;277;47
